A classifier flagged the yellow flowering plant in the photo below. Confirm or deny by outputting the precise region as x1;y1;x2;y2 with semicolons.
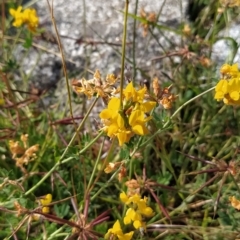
214;63;240;106
104;220;134;240
120;192;154;230
9;6;39;32
99;81;156;146
4;0;240;239
105;192;154;240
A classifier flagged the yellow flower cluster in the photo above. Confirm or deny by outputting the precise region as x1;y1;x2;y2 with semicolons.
105;192;154;240
120;192;154;230
39;193;52;214
99;82;156;146
33;194;52;221
14;193;52;222
214;63;240;106
9;6;39;32
104;220;134;240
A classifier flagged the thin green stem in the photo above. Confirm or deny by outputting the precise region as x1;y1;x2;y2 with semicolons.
86;137;105;193
25;131;104;196
60;97;99;158
24;97;100;196
120;0;129;110
139;86;215;148
169;86;215;122
132;0;139;82
91;164;122;201
46;0;80;146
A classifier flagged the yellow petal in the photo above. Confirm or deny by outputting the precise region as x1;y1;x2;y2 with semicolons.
129;110;144;126
141;101;156;112
117;131;128;146
132;124;145;135
120;192;129;203
214;91;224;100
118;231;134;240
141;206;154;217
230;91;239;101
107;124;118;137
117;114;125;128
42;206;50;213
108;97;120;110
99;109;112;119
124;82;136;101
40;194;52;205
215;80;228;94
112;220;122;234
133;220;143;229
9;6;22;17
124;208;136;224
129;194;141;204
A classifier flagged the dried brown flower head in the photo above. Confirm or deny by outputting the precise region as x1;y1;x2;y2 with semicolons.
71;70;119;103
182;24;191;36
220;0;240;7
199;56;212;68
9;134;39;173
152;77;177;109
139;8;157;37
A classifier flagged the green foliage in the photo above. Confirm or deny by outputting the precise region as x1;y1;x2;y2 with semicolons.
1;0;240;239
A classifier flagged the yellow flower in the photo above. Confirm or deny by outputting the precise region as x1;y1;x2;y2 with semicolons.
228;78;240;101
104;220;134;240
214;79;228;101
124;208;142;227
100;98;120;121
9;6;24;27
220;63;239;77
137;197;154;217
214;78;240;105
120;192;141;205
129;110;151;135
100;82;156;146
214;64;240;106
123;82;146;103
139;101;156;112
32;194;52;221
120;192;154;230
22;8;39;32
120;191;130;204
99;98;132;146
9;6;39;32
40;193;52;213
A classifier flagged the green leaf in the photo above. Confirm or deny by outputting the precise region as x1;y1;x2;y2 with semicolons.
23;34;33;48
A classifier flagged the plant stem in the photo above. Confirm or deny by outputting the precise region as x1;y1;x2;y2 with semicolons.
24;97;100;196
120;0;129;110
46;0;81;147
132;0;139;82
86;137;105;194
139;86;215;148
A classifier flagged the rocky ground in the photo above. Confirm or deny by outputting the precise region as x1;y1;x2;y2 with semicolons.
18;0;188;87
12;0;240;111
